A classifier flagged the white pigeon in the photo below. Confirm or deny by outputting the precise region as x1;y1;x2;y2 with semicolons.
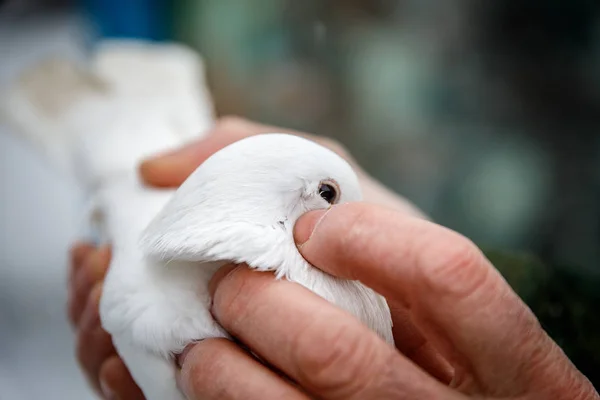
1;41;393;400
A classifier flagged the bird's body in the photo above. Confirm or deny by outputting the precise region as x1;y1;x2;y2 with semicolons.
1;42;393;400
101;134;394;399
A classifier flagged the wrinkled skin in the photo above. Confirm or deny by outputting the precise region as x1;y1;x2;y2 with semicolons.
69;117;598;400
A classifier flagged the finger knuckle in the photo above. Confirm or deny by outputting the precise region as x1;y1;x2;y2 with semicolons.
293;321;380;397
418;231;490;300
336;204;376;267
183;340;229;395
212;268;268;331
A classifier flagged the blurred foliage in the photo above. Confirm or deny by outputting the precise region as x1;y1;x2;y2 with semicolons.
170;0;600;386
487;249;600;388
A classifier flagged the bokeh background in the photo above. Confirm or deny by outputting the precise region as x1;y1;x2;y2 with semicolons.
1;0;599;398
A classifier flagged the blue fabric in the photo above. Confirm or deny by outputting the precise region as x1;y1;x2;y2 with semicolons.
82;0;172;41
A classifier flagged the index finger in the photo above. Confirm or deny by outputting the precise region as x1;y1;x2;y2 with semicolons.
138;116;426;217
293;203;560;393
139;117;313;188
209;266;457;400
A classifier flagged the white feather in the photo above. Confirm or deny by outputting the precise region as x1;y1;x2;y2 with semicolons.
1;42;393;400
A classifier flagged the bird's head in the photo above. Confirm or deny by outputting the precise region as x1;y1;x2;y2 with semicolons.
141;134;361;274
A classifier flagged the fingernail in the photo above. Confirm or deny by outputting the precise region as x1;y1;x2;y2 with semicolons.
208;263;237;297
175;342;197;369
100;379;115;400
175;344;192;369
138;147;189;182
294;209;329;247
139;142;207;188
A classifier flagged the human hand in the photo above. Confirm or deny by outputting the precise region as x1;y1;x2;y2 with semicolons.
69;115;422;399
177;203;598;399
139;116;426;218
68;243;144;400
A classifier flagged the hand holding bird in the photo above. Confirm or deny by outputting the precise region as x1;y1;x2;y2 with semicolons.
68;116;422;399
71;117;597;400
6;42;593;400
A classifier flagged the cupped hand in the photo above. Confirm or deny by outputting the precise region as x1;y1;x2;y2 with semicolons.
178;204;598;400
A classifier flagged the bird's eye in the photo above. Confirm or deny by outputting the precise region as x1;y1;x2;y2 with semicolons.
318;180;339;204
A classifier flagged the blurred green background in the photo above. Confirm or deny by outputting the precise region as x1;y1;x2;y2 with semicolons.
171;4;600;384
169;1;600;277
2;0;599;393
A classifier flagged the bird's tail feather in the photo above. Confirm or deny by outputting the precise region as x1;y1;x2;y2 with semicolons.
0;40;215;189
0;57;103;178
0;40;216;244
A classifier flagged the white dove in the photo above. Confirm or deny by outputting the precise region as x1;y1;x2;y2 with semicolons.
1;42;393;400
